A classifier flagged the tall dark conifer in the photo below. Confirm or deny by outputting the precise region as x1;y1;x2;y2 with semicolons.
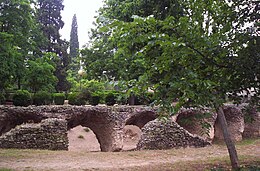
37;0;64;53
70;14;79;59
37;0;70;92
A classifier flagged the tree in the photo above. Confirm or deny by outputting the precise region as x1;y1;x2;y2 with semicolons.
26;56;58;92
89;0;259;169
36;0;71;92
70;14;79;59
37;0;64;53
0;0;36;90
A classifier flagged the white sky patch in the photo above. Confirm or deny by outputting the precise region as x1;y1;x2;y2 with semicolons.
60;0;104;48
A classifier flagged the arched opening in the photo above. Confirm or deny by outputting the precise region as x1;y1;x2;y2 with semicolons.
123;111;157;150
122;125;141;151
126;111;157;129
68;125;101;152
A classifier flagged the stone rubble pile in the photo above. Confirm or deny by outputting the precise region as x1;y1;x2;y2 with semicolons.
0;118;68;150
137;119;210;150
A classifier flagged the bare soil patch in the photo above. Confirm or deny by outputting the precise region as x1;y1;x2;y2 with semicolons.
0;127;259;171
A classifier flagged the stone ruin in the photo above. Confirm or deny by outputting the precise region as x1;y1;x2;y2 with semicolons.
137;119;210;150
0;105;157;152
0;104;259;152
175;108;217;142
0;118;68;150
214;105;245;142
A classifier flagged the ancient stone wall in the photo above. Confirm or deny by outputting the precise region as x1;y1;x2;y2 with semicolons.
0;118;68;150
175;108;217;142
214;105;245;142
242;106;260;138
137;119;210;150
0;105;157;152
0;104;258;152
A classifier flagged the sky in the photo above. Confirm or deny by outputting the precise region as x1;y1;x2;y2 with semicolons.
60;0;104;48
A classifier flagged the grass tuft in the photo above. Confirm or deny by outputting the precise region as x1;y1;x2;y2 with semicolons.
78;135;84;139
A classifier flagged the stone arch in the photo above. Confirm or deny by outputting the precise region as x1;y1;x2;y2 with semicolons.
123;110;157;150
0;105;158;152
175;108;217;142
214;105;244;142
125;111;157;129
0;108;45;136
67;125;101;152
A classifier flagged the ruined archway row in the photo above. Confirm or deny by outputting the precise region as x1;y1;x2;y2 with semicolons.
0;104;258;151
0;105;157;151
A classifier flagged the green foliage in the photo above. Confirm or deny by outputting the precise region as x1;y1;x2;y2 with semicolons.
53;93;66;105
0;93;5;105
104;91;118;106
67;92;85;106
33;91;52;106
81;80;105;93
69;14;79;60
37;0;71;92
13;90;31;107
116;92;128;105
37;0;65;52
135;92;155;105
92;0;259;111
0;0;36;90
26;58;57;92
0;168;14;171
89;92;101;106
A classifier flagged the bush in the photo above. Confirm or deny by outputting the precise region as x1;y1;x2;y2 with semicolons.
13;90;32;107
68;92;85;106
105;92;118;106
53;93;66;105
80;88;91;101
33;91;52;106
89;92;101;106
134;92;155;105
116;92;128;105
0;93;5;105
81;80;105;93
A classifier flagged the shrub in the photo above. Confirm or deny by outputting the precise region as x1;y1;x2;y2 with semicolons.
53;93;66;105
89;92;101;106
68;92;85;106
105;92;117;106
13;90;31;107
116;92;128;105
136;92;155;105
33;91;52;106
0;93;5;105
80;88;91;101
81;80;105;93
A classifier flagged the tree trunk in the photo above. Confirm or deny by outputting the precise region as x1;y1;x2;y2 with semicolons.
216;106;240;170
129;93;135;105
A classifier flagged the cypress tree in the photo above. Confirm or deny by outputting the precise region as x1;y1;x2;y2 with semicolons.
70;14;79;59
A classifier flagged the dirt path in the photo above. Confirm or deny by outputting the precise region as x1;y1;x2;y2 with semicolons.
0;139;259;171
0;126;259;171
